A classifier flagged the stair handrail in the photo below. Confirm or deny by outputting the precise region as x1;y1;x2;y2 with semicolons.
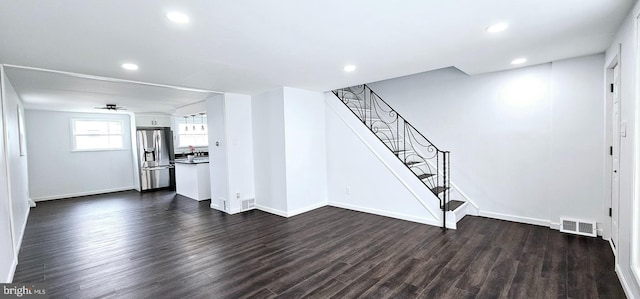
332;84;451;230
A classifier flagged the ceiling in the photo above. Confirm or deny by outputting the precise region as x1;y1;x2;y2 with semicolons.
0;0;634;111
4;67;214;114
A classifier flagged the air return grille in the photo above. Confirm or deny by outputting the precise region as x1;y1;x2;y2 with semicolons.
560;218;596;237
241;199;255;211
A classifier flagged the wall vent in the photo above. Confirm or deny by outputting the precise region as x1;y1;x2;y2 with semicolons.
560;217;596;237
241;199;255;211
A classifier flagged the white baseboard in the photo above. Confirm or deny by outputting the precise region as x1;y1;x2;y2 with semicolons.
6;257;17;283
616;264;636;299
286;202;326;217
328;201;441;227
610;239;617;257
255;204;288;217
15;206;29;258
5;200;31;283
254;201;338;218
226;207;243;215
31;186;135;202
478;210;555;229
210;197;227;212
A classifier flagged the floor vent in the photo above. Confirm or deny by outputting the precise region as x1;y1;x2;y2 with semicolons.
241;199;255;211
560;218;596;237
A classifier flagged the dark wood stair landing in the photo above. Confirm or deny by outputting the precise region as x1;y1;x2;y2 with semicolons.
446;200;465;211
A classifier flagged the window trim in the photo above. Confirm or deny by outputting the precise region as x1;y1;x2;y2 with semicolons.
175;116;208;148
70;118;127;152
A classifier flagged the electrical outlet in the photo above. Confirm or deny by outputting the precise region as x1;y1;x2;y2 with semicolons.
236;192;240;199
346;187;350;195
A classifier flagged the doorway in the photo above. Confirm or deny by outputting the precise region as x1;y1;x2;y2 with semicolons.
607;51;621;251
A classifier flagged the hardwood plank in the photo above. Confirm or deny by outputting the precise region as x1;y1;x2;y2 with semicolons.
273;262;350;298
302;279;346;298
10;190;624;298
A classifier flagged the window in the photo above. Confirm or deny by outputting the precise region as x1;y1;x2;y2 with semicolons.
72;119;124;151
176;115;208;147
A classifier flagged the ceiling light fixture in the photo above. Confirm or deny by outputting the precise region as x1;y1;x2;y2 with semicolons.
344;65;356;72
166;12;190;24
486;22;509;33
511;58;527;65
121;63;139;71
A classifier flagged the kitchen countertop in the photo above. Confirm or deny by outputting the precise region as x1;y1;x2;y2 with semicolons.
175;157;209;164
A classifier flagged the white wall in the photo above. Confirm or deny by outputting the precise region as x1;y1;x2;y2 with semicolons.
206;95;229;210
1;71;29;256
283;87;327;213
206;93;256;213
0;68;17;282
368;54;604;228
252;87;328;216
224;93;255;212
25;110;135;201
325;94;442;226
252;88;289;214
606;1;640;297
549;55;605;226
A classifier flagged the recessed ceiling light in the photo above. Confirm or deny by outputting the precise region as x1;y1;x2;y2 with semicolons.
511;58;527;65
344;65;356;72
486;22;508;33
166;12;190;24
121;63;139;70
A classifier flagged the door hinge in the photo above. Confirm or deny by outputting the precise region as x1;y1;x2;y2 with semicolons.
609;208;612;217
610;146;613;156
611;84;614;93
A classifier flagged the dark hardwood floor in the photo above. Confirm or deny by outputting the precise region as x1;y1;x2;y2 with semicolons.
13;190;624;298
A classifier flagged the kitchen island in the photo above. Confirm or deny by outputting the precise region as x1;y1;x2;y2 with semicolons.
175;158;210;201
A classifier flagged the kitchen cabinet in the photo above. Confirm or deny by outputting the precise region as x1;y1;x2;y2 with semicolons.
175;158;211;201
135;114;172;128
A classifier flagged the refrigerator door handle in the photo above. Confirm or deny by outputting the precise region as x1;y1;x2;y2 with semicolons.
142;165;174;171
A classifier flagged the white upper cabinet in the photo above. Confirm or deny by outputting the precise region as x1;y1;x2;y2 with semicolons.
135;114;172;128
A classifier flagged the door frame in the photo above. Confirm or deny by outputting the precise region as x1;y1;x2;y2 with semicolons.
631;9;640;289
604;45;621;255
0;65;18;280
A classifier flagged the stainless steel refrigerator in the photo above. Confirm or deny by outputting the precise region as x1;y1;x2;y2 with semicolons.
136;127;175;191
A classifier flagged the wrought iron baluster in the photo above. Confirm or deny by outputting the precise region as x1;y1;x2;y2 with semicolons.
332;83;451;230
442;151;446;231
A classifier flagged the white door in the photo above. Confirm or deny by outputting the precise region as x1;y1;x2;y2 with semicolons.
611;63;621;248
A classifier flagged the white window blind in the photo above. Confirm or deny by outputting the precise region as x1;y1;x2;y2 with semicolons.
71;119;124;151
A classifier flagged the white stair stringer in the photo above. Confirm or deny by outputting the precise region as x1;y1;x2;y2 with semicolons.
326;92;448;228
410;161;481;227
446;201;469;229
328;91;481;229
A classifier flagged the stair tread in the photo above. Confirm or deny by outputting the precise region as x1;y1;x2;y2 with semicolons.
417;173;436;180
393;149;412;152
446;200;465;211
431;186;450;194
405;161;425;166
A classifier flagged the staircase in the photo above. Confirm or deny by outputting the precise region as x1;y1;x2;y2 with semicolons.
332;84;471;229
